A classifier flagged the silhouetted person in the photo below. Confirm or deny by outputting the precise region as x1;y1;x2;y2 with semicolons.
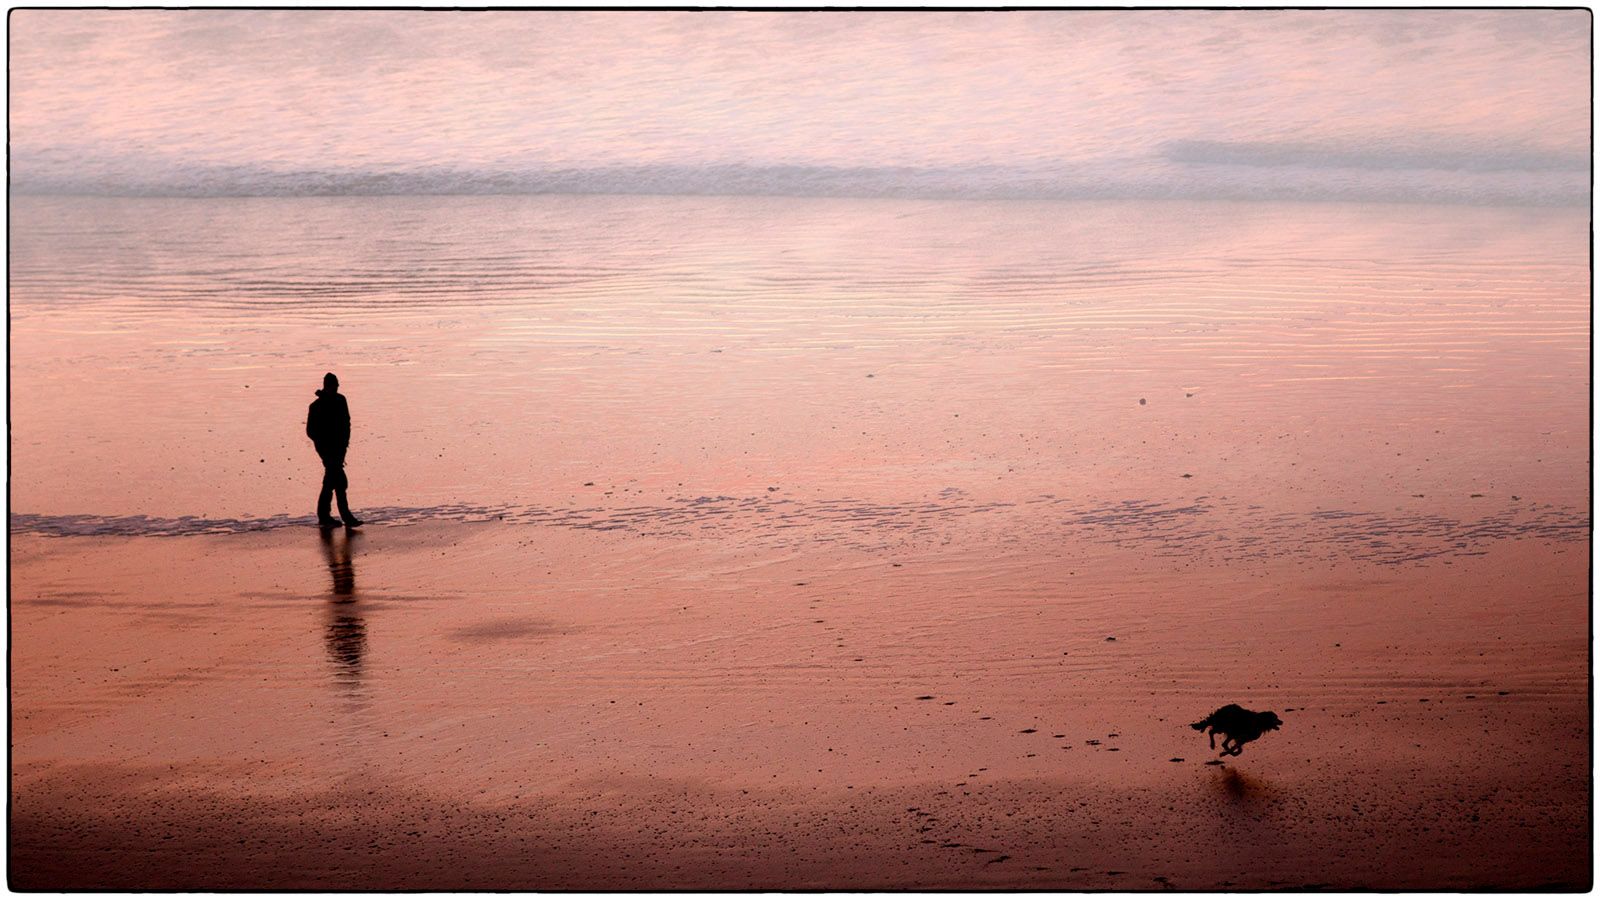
306;372;363;528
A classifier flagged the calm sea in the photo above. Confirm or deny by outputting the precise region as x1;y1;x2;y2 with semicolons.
9;195;1588;560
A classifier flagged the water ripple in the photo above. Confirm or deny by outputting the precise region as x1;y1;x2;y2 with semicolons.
11;494;1586;566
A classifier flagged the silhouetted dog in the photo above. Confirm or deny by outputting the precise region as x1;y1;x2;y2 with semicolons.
1190;704;1282;757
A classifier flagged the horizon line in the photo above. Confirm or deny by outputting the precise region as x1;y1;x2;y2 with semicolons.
10;188;1587;209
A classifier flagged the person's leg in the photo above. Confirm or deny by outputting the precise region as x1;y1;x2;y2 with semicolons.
331;451;361;525
318;456;340;524
335;486;357;523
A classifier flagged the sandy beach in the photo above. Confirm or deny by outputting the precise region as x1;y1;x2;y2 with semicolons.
9;190;1591;888
10;8;1594;889
10;495;1589;888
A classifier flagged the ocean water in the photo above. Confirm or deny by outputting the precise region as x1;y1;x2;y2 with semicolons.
9;195;1589;552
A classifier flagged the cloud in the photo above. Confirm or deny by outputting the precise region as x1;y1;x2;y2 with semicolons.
9;159;1587;207
1162;140;1590;173
7;10;1590;205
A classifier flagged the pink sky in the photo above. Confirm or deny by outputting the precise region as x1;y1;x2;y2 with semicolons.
8;10;1590;200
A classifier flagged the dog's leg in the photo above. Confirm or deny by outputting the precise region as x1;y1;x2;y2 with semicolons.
1207;728;1216;749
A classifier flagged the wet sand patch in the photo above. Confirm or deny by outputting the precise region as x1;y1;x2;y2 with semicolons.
448;617;568;643
8;521;1588;889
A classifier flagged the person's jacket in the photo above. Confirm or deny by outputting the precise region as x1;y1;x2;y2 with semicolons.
306;389;351;457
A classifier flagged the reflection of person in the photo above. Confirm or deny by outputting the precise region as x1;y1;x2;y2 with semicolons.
321;529;365;687
305;372;363;528
323;527;356;597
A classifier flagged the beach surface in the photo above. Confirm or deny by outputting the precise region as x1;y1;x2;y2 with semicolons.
9;519;1589;889
9;196;1591;889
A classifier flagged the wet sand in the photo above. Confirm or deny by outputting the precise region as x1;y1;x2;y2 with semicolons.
9;196;1591;888
10;508;1588;889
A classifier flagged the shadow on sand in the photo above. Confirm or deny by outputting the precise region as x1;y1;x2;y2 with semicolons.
1213;766;1270;804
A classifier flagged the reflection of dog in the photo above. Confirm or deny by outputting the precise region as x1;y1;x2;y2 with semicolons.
1190;704;1282;757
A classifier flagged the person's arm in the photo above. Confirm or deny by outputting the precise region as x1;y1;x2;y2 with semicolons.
306;403;318;442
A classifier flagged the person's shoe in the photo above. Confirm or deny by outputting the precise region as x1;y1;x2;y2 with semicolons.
342;515;364;528
317;516;343;529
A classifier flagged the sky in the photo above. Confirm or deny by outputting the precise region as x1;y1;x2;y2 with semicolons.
8;10;1591;203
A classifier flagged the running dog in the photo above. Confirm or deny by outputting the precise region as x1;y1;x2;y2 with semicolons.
1190;704;1282;757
